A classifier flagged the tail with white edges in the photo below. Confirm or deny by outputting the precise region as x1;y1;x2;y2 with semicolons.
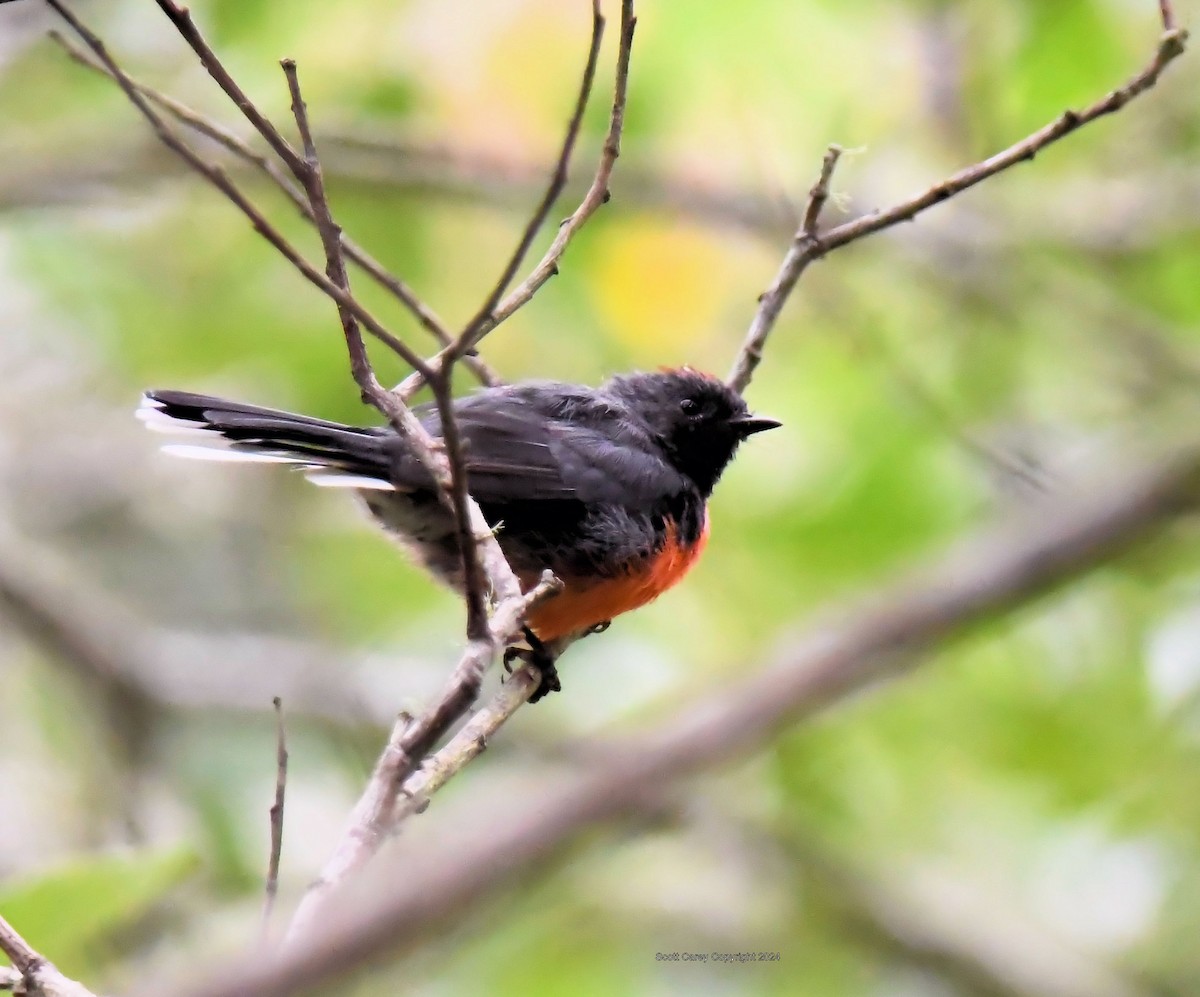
137;390;395;490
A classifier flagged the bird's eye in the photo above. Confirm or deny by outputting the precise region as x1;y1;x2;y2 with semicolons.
680;398;700;416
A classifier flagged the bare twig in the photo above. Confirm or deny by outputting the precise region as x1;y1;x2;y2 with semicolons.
44;0;427;377
126;19;545;933
0;914;99;997
51;1;503;653
283;571;562;945
427;369;491;639
260;697;289;944
282;713;410;947
727;14;1189;394
455;0;605;349
279;58;504;665
274;55;443;506
280;59;388;414
801;144;843;236
391;664;543;827
172;441;1200;997
398;0;637;400
49;29;500;388
1160;0;1177;32
152;0;305;178
165;0;610;401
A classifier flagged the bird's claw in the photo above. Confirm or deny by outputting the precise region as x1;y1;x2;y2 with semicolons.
503;627;561;702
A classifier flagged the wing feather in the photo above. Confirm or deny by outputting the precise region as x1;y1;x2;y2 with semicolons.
391;384;686;505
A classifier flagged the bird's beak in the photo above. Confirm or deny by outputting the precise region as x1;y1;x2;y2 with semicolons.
730;414;782;437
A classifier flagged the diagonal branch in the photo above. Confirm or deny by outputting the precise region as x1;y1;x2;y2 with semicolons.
283;571;562;944
388;663;544;827
0;914;99;997
170;439;1200;997
47;5;517;625
49;29;500;387
152;0;306;179
277;62;493;645
727;10;1189;394
44;0;428;379
426;366;491;639
398;0;637;400
51;0;531;608
456;0;606;348
279;58;397;419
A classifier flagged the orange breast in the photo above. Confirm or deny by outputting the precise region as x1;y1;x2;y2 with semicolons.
523;514;711;642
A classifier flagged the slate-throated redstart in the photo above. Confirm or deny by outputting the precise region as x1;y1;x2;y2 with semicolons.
138;368;779;700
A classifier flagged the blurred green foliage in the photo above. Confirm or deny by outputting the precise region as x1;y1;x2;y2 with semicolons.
0;848;199;977
1;0;1199;994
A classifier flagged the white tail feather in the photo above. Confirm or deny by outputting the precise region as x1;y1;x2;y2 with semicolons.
161;444;304;464
142;420;216;438
140;394;390;485
304;472;395;491
136;402;204;432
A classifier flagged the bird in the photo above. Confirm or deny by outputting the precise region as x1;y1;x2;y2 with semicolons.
137;367;780;700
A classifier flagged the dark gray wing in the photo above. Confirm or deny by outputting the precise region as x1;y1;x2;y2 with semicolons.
390;382;688;505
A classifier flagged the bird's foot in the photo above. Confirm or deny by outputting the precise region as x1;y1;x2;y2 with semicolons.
503;626;561;703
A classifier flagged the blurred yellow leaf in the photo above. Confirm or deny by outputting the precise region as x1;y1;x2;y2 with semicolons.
585;220;735;357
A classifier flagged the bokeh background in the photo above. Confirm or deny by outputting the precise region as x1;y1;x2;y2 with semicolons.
2;0;1199;994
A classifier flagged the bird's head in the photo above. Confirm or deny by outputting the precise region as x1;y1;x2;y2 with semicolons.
603;367;780;496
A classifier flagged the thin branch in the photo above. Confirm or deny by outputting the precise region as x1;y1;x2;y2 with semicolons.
152;0;305;178
727;16;1189;394
280;60;373;397
129;30;542;935
273;67;489;641
390;664;542;827
49;29;501;388
261;696;289;944
456;0;605;347
398;0;637;400
801;143;843;236
1160;0;1177;32
281;712;410;947
44;0;429;379
283;570;562;945
0;914;99;997
275;58;506;680
427;369;490;640
172;441;1200;997
277;58;408;428
49;1;562;959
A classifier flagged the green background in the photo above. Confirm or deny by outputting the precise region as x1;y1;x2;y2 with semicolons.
1;0;1198;994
